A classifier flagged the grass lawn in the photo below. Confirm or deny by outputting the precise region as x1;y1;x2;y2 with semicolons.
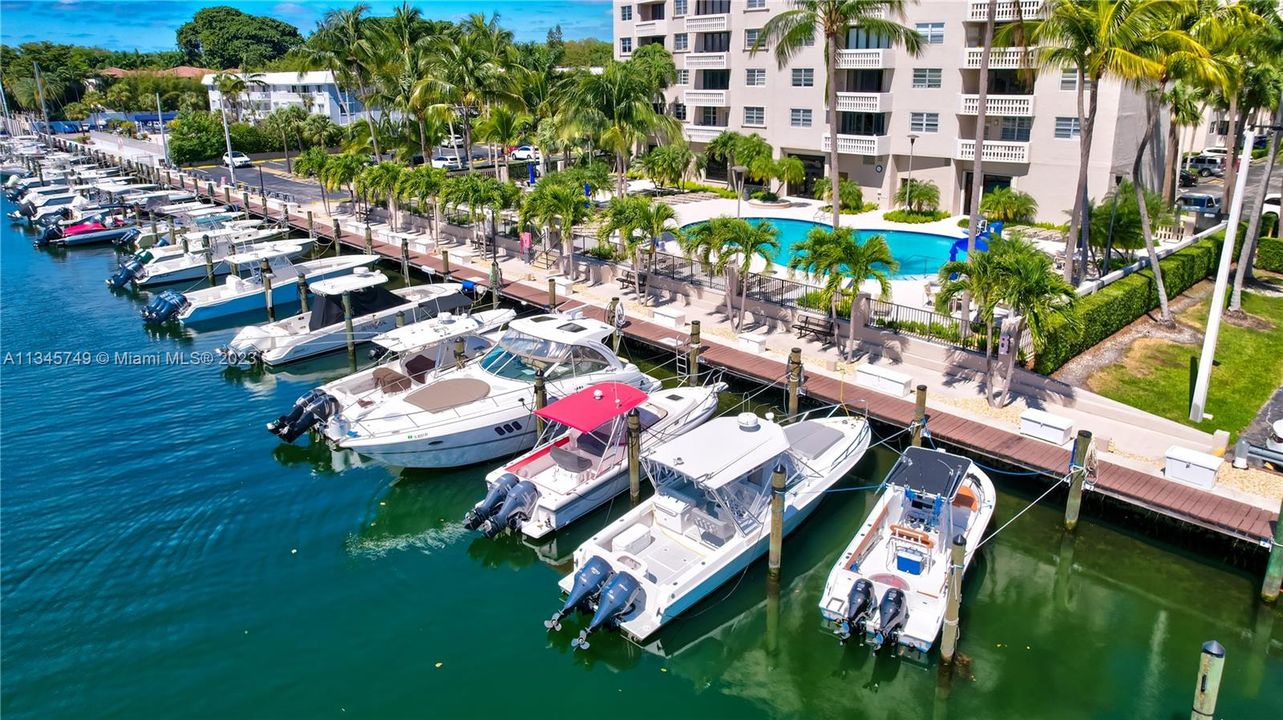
1087;285;1283;440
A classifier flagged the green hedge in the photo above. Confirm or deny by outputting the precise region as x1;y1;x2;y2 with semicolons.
1258;236;1283;273
884;209;950;224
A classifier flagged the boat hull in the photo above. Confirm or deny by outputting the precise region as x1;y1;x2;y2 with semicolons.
178;262;360;324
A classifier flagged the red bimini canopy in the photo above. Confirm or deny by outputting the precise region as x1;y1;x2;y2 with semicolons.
534;382;648;433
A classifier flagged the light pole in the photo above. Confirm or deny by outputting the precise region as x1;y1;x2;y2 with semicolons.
732;164;748;218
155;92;170;168
219;104;236;186
905;133;919;212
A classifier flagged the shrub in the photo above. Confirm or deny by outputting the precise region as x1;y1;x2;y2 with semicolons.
750;189;780;202
884;209;950;224
684;182;739;199
585;244;622;261
894;178;940;213
1257;236;1283;273
980;187;1037;223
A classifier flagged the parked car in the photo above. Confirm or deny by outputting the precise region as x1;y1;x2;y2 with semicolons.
1263;192;1280;220
222;151;253;169
1200;146;1229;158
430;155;462;170
1269;420;1283;453
1178;169;1198;187
1184;155;1224;177
444;134;465;147
509;145;540;161
1176;193;1223;216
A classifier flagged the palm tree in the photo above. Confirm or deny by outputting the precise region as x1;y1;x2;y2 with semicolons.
1160;81;1202;203
936;243;1008;405
293;147;332;214
396;165;448;241
894;179;940;214
212;71;266;122
520;179;591;277
980;187;1038;223
791;226;896;356
319;152;367;210
756;0;923;230
681;217;779;328
356;161;406;230
991;239;1080;406
419;31;513;171
599;196;681;299
300;5;383;157
816;178;865;213
476;106;532;182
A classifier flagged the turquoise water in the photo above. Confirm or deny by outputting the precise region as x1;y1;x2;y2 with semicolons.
683;218;964;278
2;197;1281;719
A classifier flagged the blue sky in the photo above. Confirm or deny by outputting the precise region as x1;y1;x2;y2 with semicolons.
0;1;613;51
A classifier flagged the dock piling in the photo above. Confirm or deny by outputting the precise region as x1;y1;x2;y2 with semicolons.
627;408;641;505
149;212;157;246
687;321;701;387
940;534;966;664
534;369;547;436
453;337;465;370
259;259;275;322
341;291;355;360
786;348;802;422
1065;430;1093;532
547;278;556;309
223;186;231;204
332;219;342;256
363;225;372;255
201;235;213;283
441;249;450;276
767;464;786;581
911;384;927;447
489;261;502;309
1190;641;1225;720
1262;495;1283;602
306;211;314;239
242;191;250;214
400;239;410;287
296;276;309;314
395;310;405;328
607;296;622;352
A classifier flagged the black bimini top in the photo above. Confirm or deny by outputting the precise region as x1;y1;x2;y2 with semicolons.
884;446;971;499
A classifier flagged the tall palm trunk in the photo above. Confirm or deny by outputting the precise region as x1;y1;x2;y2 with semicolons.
1230;100;1283;311
996;318;1025;407
825;34;841;231
1161;107;1180;203
963;0;997;339
737;264;751;330
1221;93;1240;208
1065;68;1098;283
417;118;429;164
562;217;574;278
983;320;995;405
1134;93;1171;323
356;77;381;158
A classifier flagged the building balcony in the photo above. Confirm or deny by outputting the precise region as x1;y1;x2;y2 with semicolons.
685;125;727;143
822;133;890;156
834;92;893;113
959;94;1035;116
835;49;895;70
685;52;728;70
633;20;663;36
685;14;729;32
684;90;729;107
963;47;1037;69
966;0;1044;22
956;139;1030;163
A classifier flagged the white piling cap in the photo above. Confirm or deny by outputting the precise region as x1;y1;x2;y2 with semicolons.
737;412;760;430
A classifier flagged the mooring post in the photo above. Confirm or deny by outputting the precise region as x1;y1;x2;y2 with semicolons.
547;278;556;310
400;239;411;286
167;223;177;250
242;191;250;214
341;291;355;360
454;337;466;370
767;463;787;581
687;320;701;387
207;181;215;198
259;258;275;322
363;225;373;255
441;249;451;276
223;186;231;204
1190;641;1225;720
534;369;547;436
149;212;157;246
912;384;928;447
787;347;802;422
201;235;214;283
133;203;143;226
1262;495;1283;602
490;260;502;309
607;296;622;352
395;310;406;328
1065;430;1093;532
306;210;314;239
940;534;966;664
332;219;342;256
296;275;309;314
627;407;642;505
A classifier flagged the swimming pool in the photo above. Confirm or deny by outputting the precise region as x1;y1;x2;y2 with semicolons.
681;218;962;279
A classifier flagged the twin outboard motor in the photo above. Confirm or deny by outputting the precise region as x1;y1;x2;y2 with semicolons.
267;389;340;443
35;223;63;246
463;474;519;530
107;250;153;289
572;572;642;650
870;588;908;653
479;480;539;538
545;555;613;632
840;578;876;643
140;290;189;324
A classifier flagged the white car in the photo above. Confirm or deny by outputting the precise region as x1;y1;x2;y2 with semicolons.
430;155;462;170
509;145;540;161
1200;146;1229;158
444;134;465;147
1269;420;1283;453
223;151;253;169
1262;192;1280;219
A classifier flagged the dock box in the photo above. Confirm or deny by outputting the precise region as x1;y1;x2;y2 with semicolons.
1165;446;1222;489
652;305;686;330
611;524;652;555
552;275;574;296
854;363;913;397
1019;409;1075;446
738;333;768;353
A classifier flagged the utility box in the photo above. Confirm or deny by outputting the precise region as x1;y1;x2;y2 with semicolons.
1019;408;1075;446
1164;446;1222;489
854;363;913;397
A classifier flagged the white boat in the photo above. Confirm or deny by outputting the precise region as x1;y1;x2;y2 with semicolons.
140;247;379;325
222;273;470;366
315;312;660;468
817;446;995;658
550;411;871;646
465;381;726;539
266;307;517;442
107;229;300;288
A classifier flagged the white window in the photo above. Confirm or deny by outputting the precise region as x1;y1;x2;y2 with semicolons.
916;22;945;44
621;5;632;21
746;68;766;86
674;33;689;51
744;106;765;126
909;112;939;133
699;106;720;125
746;0;767;8
676;69;690;85
790;108;812;127
674;0;687;16
912;68;942;89
745;29;763;49
1060;69;1078;91
791;68;815;87
620;37;633;54
1055;116;1081;139
673;103;687;121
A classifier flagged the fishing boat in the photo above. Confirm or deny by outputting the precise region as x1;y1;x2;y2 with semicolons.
140;247;379;324
36;213;138;247
816;446;995;658
549;410;871;647
465;381;725;539
222;273;469;366
300;312;659;468
106;228;298;288
266;307;517;443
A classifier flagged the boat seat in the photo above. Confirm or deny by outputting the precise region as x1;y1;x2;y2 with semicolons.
372;367;412;393
890;523;934;549
549;445;593;473
403;354;436;383
952;484;979;511
784;421;844;459
404;377;491;413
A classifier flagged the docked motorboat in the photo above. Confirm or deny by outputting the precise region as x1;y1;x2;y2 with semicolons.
140;247;379;324
267;307;517;442
222;274;470;366
817;446;995;658
107;228;298;288
549;411;871;647
36;213;138;247
465;381;725;539
311;312;659;468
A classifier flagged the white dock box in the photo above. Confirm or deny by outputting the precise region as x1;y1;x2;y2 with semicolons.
652;305;686;330
611;524;652;554
1019;408;1075;446
1164;446;1222;489
854;364;913;397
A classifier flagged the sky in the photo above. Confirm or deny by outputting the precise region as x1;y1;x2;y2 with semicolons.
0;0;613;52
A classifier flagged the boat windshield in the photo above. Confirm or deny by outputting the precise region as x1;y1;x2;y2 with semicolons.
576;405;667;456
479;330;571;382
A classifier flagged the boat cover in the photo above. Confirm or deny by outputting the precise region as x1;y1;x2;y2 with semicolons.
309;285;410;331
404;377;491;412
534;382;647;433
884;446;969;499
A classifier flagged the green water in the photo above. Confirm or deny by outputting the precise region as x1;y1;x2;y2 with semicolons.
1;198;1280;719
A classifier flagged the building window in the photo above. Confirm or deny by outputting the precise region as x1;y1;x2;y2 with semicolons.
791;68;815;87
676;69;690;85
699;106;721;126
912;68;942;89
674;0;688;16
674;33;689;51
746;0;767;8
745;29;763;49
909;112;939;133
915;22;945;44
1000;117;1032;142
1060;69;1078;91
620;37;633;54
1054;116;1081;139
673;103;687;121
746;68;766;86
744;106;765;126
621;5;632;21
790;108;812;127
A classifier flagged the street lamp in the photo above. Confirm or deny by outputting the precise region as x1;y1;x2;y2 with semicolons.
905;133;919;212
732;164;748;218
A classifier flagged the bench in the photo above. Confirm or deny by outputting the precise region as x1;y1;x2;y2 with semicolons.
1165;446;1222;489
1019;408;1075;445
652;305;686;329
854;363;913;397
619;269;649;290
793;314;836;345
738;332;768;353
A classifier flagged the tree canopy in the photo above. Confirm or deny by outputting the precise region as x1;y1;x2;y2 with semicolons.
176;6;303;69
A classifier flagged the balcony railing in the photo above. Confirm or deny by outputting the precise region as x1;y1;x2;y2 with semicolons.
685;52;728;69
684;90;729;107
960;94;1035;116
822;134;890;156
956;139;1030;163
963;47;1037;69
966;0;1044;22
834;92;893;113
685;125;727;143
685;14;729;32
835;49;895;69
634;21;660;35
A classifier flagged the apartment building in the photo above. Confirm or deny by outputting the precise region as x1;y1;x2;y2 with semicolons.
614;0;1167;223
202;71;365;126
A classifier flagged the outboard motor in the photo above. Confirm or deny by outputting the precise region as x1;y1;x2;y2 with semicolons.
870;587;908;653
840;578;876;643
463;473;519;530
266;389;340;443
107;250;153;289
35;223;62;246
479;480;539;538
572;572;642;650
545;555;613;631
140;290;189;324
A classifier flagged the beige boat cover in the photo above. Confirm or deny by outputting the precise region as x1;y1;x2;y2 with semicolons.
404;377;492;412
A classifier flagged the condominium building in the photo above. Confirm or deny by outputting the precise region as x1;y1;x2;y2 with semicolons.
614;0;1167;223
202;71;365;125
